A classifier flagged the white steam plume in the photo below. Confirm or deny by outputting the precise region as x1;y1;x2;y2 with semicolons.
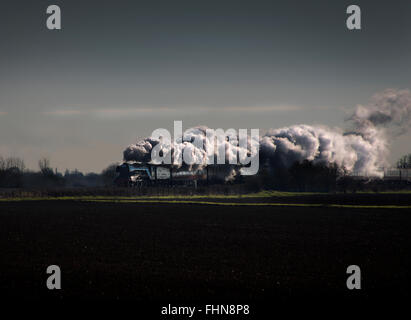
123;126;254;180
350;89;411;136
123;89;410;178
260;124;387;176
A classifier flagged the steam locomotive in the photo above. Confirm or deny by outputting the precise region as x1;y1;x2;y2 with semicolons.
114;162;206;187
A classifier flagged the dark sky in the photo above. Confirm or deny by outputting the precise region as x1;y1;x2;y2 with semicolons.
0;0;410;171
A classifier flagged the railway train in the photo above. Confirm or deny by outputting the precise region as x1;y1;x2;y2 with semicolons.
348;168;411;181
114;162;237;187
114;162;411;188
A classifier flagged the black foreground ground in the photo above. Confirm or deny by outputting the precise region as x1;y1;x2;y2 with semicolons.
0;200;410;307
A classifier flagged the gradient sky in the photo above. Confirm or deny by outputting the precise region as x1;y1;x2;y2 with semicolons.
1;0;410;172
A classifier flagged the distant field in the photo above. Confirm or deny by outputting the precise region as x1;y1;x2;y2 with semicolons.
2;189;411;199
0;199;410;302
1;190;411;209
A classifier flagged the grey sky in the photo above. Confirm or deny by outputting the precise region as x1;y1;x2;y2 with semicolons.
0;0;410;172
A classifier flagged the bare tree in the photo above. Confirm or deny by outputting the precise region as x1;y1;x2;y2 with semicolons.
0;156;5;171
0;156;25;187
38;157;56;178
397;154;411;169
3;156;25;172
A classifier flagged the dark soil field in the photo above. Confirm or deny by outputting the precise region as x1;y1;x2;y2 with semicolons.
1;198;410;309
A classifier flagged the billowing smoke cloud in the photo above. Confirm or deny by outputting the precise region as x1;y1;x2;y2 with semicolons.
124;125;256;180
123;89;410;178
260;89;411;176
123;137;159;164
260;124;386;176
350;89;411;136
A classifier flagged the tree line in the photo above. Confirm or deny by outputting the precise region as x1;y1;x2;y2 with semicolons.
1;153;410;191
396;154;411;169
0;156;117;188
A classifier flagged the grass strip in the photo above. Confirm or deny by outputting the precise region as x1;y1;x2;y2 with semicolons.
81;199;411;209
